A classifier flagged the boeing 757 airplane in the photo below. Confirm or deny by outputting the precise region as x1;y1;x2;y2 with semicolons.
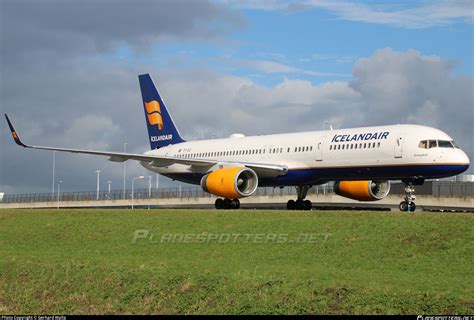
5;74;470;211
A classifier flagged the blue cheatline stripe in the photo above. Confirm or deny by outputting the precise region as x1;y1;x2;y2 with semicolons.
161;164;469;187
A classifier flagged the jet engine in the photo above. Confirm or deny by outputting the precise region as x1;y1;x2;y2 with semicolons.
334;180;390;201
200;167;258;199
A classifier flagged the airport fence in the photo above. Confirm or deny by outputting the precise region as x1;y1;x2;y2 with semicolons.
1;181;473;204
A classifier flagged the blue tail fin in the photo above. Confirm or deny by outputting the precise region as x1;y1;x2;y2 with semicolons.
138;74;185;149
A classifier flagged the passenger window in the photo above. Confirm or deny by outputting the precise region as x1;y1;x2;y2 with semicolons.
377;142;380;148
429;140;437;148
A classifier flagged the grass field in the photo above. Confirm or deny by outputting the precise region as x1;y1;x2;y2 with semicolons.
0;209;473;315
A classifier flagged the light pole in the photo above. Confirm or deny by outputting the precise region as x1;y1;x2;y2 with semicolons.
132;176;144;209
155;173;160;198
95;170;101;200
57;180;62;209
123;142;127;200
51;151;56;200
148;176;152;198
108;180;112;198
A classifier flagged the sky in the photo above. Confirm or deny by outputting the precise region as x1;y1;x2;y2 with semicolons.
1;0;473;195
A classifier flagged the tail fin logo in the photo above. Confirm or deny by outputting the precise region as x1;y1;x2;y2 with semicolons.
145;100;163;130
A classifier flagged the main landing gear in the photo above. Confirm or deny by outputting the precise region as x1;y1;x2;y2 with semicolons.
215;198;240;210
399;179;421;212
287;186;312;210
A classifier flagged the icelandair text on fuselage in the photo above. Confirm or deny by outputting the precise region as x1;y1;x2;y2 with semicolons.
151;134;172;142
331;132;389;143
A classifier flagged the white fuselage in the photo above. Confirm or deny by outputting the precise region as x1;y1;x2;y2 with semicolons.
141;124;469;186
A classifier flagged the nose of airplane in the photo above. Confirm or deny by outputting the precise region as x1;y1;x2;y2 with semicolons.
460;149;470;167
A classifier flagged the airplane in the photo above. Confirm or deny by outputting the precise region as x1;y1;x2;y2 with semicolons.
4;74;470;211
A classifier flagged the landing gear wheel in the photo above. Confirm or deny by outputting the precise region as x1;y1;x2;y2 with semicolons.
215;198;224;210
295;200;304;210
287;200;296;210
231;199;240;209
400;180;418;212
223;198;232;210
399;201;416;212
399;201;408;212
303;200;312;211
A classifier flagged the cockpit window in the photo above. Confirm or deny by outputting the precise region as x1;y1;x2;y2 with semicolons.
419;139;457;149
438;140;454;148
451;140;459;148
418;140;428;149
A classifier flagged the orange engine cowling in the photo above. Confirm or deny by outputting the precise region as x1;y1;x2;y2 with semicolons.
334;180;390;201
200;167;258;199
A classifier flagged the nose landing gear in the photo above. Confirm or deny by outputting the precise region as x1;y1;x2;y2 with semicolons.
287;186;312;210
399;181;417;212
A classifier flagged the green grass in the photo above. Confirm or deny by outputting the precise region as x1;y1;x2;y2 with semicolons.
0;209;473;314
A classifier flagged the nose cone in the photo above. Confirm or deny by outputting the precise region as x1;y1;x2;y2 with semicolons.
458;149;470;173
460;148;470;163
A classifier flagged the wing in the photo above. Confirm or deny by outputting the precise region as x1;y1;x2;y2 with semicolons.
5;114;287;177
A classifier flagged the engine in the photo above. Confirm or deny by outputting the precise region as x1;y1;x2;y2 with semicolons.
334;180;390;201
200;167;258;199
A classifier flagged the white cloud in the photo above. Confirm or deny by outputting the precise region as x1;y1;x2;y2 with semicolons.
243;60;299;73
241;59;351;77
232;0;474;28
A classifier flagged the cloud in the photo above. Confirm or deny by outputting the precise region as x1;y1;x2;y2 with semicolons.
233;0;474;29
349;48;473;147
1;0;244;66
241;59;351;77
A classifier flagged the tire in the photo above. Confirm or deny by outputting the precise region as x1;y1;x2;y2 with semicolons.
287;200;296;210
223;198;232;210
399;201;408;212
295;200;304;210
303;200;312;211
231;199;240;209
215;198;224;210
408;202;416;212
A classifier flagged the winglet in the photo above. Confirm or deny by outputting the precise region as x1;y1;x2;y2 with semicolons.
4;114;28;147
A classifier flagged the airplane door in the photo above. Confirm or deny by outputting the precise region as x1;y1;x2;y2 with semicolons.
315;137;325;161
394;134;405;158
